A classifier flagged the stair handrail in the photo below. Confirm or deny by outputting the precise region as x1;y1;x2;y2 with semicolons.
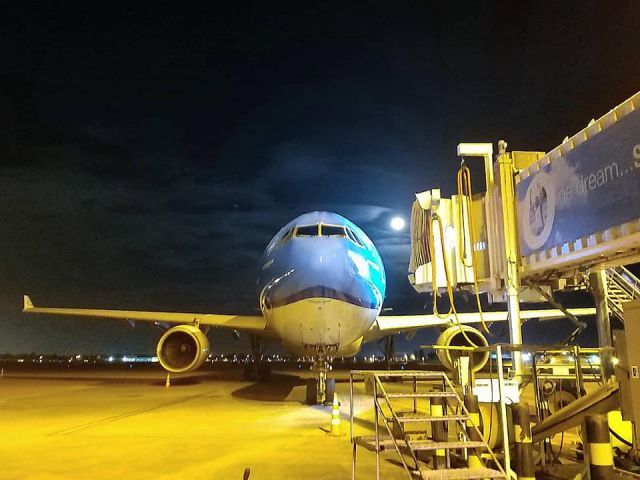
373;373;419;479
607;267;640;299
607;297;625;321
441;374;509;479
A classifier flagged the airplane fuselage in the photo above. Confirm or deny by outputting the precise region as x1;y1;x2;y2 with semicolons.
257;212;386;357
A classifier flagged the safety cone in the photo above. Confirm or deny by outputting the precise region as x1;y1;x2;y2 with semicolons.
165;373;171;388
329;392;343;436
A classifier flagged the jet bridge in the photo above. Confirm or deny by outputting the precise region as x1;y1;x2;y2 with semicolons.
409;90;640;300
409;89;640;383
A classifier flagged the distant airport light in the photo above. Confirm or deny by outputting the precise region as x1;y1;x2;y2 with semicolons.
390;217;405;231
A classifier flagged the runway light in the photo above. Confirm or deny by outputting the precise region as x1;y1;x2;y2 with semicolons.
390;217;405;231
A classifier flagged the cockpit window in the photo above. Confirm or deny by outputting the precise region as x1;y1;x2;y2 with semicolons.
279;227;294;245
321;225;347;237
295;225;319;237
346;227;365;247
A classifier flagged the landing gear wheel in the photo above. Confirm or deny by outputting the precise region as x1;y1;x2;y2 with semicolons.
306;378;318;405
305;358;334;404
245;335;270;382
324;378;336;406
384;335;395;370
243;363;257;381
257;362;271;382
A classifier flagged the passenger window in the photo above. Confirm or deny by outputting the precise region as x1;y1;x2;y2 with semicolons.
321;225;347;237
295;225;319;237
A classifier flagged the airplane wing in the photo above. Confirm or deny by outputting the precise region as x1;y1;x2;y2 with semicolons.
364;307;596;342
22;295;267;333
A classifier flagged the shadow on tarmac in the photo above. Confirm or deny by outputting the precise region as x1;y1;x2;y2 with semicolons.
231;373;306;402
352;415;377;431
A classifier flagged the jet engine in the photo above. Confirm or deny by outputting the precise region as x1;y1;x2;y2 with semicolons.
435;325;489;372
156;325;210;373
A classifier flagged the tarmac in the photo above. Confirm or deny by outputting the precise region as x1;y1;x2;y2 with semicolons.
0;365;405;480
1;364;628;480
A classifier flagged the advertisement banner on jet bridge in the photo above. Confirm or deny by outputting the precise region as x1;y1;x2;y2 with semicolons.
516;105;640;256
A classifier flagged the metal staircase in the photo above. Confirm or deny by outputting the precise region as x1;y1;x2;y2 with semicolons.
349;370;507;480
605;266;640;322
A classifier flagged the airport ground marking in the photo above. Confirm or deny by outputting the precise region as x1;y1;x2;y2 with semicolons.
47;390;216;436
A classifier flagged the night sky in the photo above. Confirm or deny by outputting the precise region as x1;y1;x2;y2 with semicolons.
1;2;639;355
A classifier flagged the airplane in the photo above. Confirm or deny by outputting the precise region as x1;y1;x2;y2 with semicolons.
23;211;595;404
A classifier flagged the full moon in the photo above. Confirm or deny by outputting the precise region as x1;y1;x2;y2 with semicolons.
390;217;405;231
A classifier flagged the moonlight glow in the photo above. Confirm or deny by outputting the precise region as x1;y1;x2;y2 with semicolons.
390;217;405;231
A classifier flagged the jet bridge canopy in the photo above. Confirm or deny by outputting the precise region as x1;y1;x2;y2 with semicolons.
516;91;640;278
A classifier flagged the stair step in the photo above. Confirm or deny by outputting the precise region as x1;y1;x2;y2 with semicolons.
418;467;505;479
385;392;458;399
408;440;486;451
353;436;489;454
395;414;469;423
353;436;405;452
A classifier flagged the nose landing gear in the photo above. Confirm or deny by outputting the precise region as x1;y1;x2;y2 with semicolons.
306;358;335;405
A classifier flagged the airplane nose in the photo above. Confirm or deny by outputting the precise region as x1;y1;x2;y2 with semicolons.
262;240;380;310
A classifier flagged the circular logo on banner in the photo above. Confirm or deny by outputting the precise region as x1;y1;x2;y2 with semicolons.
523;172;555;250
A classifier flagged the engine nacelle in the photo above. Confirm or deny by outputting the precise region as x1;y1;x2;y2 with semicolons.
156;325;210;373
435;325;489;372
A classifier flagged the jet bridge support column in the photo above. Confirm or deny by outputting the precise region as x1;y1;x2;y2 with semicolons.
497;140;523;378
589;270;614;381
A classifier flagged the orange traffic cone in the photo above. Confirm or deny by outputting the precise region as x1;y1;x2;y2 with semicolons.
329;392;342;436
165;373;171;388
